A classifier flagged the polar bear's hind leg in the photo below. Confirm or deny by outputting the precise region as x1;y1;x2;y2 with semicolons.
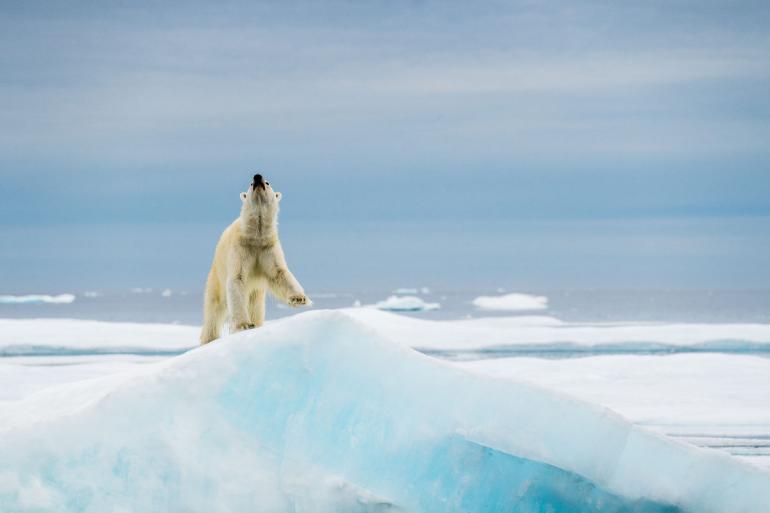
200;271;225;345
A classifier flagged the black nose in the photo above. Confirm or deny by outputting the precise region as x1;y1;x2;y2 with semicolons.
253;174;263;186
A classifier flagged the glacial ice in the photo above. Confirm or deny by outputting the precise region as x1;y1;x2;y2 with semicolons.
1;311;769;513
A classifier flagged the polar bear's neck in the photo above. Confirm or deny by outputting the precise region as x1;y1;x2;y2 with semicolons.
239;208;278;244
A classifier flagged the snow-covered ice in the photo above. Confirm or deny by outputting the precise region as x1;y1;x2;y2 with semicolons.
0;318;197;358
372;295;440;312
458;353;770;426
2;310;769;513
8;310;770;361
343;308;770;354
456;353;770;468
472;292;548;311
0;355;167;401
0;294;75;305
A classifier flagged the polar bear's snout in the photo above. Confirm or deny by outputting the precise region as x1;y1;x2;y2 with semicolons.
252;174;265;190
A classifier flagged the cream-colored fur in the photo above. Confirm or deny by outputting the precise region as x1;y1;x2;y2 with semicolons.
200;176;310;344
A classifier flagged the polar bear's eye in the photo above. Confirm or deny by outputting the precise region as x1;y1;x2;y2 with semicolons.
266;182;270;186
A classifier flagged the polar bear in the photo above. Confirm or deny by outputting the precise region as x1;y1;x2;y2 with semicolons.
200;174;311;344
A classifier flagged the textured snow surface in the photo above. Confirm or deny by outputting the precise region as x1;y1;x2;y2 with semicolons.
472;293;548;311
1;311;769;513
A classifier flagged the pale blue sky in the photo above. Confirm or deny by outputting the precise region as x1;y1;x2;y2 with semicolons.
1;1;769;290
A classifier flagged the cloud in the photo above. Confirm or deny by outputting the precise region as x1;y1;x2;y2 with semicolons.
0;0;768;223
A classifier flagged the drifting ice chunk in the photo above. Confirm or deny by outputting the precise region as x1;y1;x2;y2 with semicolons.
393;287;431;295
1;311;768;513
0;294;75;304
373;295;440;312
472;292;548;311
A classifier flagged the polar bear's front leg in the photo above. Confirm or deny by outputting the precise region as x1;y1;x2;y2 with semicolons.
226;275;253;332
248;288;266;327
267;268;311;307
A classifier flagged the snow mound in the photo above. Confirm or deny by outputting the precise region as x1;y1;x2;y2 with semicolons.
1;311;768;513
373;295;440;312
0;294;75;305
472;292;548;311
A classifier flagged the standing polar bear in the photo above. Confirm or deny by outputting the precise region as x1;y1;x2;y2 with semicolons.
200;174;311;344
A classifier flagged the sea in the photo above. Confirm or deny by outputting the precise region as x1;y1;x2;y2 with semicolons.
2;287;769;325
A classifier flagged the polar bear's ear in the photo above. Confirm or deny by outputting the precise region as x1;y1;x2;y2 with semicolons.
240;192;247;202
275;192;282;202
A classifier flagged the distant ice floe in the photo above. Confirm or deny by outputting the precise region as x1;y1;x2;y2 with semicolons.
393;287;431;295
0;294;75;305
129;287;153;294
374;295;440;312
472;292;548;311
161;288;173;298
82;291;103;298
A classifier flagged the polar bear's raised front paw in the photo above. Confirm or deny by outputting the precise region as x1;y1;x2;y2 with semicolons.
234;322;256;332
288;295;312;307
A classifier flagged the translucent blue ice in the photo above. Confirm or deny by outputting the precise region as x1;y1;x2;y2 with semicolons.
1;311;768;513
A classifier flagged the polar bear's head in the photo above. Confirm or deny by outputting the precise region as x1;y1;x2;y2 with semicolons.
240;173;282;220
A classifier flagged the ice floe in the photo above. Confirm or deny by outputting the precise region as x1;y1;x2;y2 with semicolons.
472;292;548;311
372;295;440;312
1;311;768;513
343;308;770;354
0;318;196;357
0;294;76;305
393;287;431;295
